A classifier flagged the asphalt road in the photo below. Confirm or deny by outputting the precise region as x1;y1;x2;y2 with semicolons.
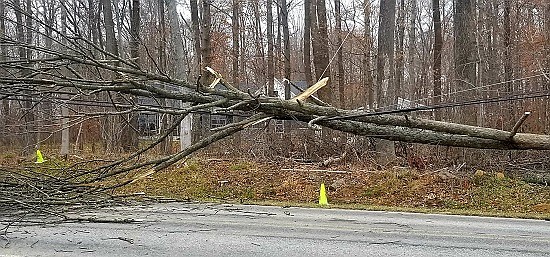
1;203;550;256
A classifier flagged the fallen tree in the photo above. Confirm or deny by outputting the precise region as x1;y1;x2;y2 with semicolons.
1;34;550;221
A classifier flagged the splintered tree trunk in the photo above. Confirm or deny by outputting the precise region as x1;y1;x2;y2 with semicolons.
312;0;331;103
432;0;442;121
453;0;477;125
303;0;313;87
375;0;397;164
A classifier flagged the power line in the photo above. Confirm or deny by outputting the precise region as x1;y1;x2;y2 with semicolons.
326;89;550;121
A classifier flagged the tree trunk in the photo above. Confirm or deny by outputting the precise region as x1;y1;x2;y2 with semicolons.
101;0;119;62
231;0;240;87
335;0;344;107
545;0;550;133
252;1;266;87
408;0;417;100
0;0;9;145
266;0;275;96
166;0;192;150
280;0;290;99
190;0;201;69
231;0;241;148
201;0;212;68
363;0;373;110
453;0;478;125
312;0;331;103
503;0;513;126
395;0;405;103
375;0;397;164
432;0;442;121
376;0;397;109
60;0;70;156
303;0;313;87
123;0;140;151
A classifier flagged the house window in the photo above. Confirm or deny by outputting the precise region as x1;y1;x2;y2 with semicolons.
211;114;229;129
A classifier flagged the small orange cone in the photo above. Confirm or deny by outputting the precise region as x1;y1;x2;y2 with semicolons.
35;150;46;164
319;183;328;206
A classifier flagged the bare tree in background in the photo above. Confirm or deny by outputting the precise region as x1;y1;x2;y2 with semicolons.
312;0;331;103
267;0;275;96
363;0;373;110
190;0;201;69
303;0;313;87
453;0;478;125
201;0;212;68
432;0;442;121
375;0;397;163
335;0;344;107
0;0;8;145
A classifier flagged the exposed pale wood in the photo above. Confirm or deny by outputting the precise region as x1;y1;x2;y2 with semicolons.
293;77;329;102
509;112;531;139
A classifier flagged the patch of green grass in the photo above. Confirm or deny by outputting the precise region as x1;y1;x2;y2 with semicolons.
229;161;254;171
117;159;550;220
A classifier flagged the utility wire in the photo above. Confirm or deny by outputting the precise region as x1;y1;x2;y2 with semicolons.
326;89;550;121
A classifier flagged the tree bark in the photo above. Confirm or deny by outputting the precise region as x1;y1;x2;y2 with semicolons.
280;0;290;99
266;0;275;96
303;0;313;87
201;0;212;68
231;0;241;147
335;0;344;107
395;0;405;103
363;0;373;110
101;0;119;62
432;0;442;121
312;0;331;103
166;0;192;150
0;0;9;144
231;0;240;87
453;0;478;125
190;0;201;70
60;0;70;156
407;0;417;100
375;0;397;163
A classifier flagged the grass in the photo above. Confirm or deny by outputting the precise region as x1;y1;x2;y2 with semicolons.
116;158;550;220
